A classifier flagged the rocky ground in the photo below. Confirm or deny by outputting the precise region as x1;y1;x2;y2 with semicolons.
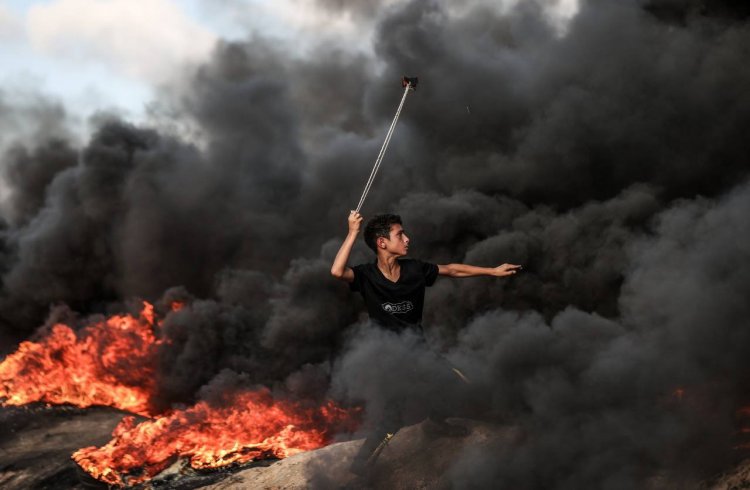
199;419;523;490
0;405;124;489
2;405;750;489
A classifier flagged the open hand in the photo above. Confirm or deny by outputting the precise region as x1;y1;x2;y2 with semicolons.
348;211;363;234
493;263;522;277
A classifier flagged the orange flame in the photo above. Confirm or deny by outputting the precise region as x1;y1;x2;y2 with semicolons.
73;389;358;486
0;303;159;416
0;301;360;485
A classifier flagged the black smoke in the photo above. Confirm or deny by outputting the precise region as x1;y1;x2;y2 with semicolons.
1;0;749;486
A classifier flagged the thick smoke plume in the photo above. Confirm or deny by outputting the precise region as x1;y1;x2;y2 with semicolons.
1;0;749;486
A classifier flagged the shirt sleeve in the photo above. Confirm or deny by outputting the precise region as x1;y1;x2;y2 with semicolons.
349;264;364;292
421;260;439;287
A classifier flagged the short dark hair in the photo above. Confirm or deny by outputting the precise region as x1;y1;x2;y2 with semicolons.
364;214;402;253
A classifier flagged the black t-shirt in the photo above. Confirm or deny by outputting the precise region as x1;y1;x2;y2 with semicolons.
350;258;439;330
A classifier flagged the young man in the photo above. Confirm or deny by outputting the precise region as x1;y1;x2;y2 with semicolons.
331;211;521;330
331;211;521;475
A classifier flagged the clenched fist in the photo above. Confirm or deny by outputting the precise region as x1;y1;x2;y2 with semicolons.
348;211;363;235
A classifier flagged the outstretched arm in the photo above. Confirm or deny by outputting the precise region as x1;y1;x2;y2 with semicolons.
330;211;363;283
438;263;522;278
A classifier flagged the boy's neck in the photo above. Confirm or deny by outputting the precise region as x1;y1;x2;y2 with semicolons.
376;253;400;272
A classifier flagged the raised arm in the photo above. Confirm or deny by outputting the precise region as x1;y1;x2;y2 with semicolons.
330;211;363;283
438;263;522;278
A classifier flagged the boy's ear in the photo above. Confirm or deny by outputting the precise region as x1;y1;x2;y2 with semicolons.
377;236;387;249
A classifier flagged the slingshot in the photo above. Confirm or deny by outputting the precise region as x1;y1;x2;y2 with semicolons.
354;76;418;213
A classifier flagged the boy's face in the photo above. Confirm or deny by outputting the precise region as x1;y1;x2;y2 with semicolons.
378;223;410;256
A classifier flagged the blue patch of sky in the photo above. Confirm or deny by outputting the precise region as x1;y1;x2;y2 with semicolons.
1;1;153;125
0;1;263;125
0;0;302;133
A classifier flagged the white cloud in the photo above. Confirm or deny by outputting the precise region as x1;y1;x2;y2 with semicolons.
26;0;217;84
0;3;23;41
198;0;404;56
235;0;370;54
546;0;580;36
